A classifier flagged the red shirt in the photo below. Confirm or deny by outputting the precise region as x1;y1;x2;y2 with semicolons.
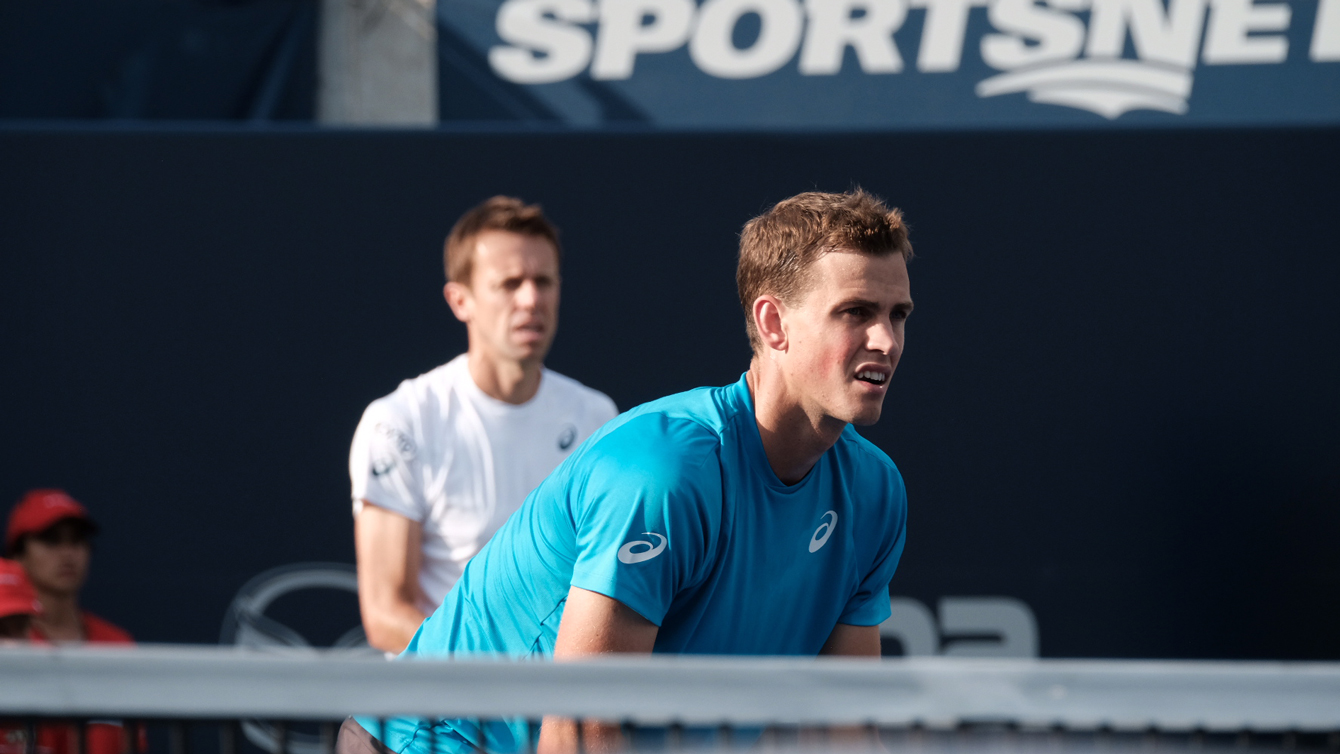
2;613;140;754
0;724;131;754
74;612;134;645
27;611;133;645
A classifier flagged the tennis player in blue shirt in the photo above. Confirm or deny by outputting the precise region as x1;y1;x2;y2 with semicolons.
339;189;915;754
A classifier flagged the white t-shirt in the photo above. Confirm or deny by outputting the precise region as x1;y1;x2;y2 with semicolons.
349;355;618;612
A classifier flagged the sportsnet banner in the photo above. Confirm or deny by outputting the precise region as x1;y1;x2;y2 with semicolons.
438;0;1340;127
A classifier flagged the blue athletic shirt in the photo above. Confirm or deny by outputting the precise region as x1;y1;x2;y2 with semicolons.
366;373;908;754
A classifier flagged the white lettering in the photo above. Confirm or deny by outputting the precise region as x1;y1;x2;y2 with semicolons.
1202;0;1290;64
939;597;1040;658
488;0;1317;100
1311;0;1340;60
591;0;696;80
690;0;806;78
981;0;1087;70
1086;0;1207;68
489;0;598;84
912;0;989;72
879;596;1041;657
799;0;908;75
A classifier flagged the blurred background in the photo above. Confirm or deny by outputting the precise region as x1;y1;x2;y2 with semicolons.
1;0;1337;659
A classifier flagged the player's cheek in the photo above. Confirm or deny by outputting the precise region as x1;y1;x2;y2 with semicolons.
824;342;853;381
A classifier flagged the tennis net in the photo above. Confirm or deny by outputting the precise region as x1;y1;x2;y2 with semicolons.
3;645;1338;754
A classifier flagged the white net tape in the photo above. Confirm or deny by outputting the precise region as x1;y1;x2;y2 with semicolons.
3;645;1339;734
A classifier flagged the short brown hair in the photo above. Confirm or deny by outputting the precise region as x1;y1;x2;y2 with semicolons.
737;189;913;351
444;196;562;285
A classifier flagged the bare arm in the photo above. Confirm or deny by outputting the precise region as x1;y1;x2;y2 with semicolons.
354;502;428;653
819;622;881;658
815;623;883;749
537;587;659;754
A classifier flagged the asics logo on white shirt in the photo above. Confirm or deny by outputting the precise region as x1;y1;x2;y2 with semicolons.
617;532;667;564
809;511;838;553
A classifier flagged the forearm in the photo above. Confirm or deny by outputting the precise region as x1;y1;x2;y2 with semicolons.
806;623;884;748
354;503;428;654
537;587;659;754
537;718;624;754
362;599;427;654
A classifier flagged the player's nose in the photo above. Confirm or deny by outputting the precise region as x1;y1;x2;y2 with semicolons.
514;279;540;308
866;319;896;354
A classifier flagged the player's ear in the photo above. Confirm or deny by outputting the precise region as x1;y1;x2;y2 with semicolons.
753;295;788;352
444;282;472;324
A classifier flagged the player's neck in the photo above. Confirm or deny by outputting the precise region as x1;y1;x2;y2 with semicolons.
33;591;83;642
467;351;543;405
746;364;846;485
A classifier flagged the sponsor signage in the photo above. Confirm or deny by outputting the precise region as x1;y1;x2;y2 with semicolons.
441;0;1340;127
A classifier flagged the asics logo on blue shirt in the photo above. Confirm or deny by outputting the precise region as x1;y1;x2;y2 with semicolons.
617;532;667;564
809;511;838;553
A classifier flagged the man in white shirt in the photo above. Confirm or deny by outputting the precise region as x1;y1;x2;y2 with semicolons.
350;196;618;654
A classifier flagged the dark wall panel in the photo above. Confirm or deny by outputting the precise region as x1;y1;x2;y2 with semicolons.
1;128;1337;658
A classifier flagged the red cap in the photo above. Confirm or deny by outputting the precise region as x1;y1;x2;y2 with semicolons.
6;489;96;555
0;558;43;619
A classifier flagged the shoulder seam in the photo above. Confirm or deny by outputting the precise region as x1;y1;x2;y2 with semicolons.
543;370;616;403
604;412;723;472
840;430;900;472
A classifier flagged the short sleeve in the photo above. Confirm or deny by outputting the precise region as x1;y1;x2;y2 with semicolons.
838;474;908;626
567;417;721;626
349;401;427;522
575;388;618;439
595;394;619;425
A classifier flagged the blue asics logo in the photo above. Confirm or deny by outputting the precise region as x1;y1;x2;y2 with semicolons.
617;532;667;564
809;511;838;553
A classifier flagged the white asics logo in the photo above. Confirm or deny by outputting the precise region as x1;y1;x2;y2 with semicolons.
809;511;838;553
617;532;667;564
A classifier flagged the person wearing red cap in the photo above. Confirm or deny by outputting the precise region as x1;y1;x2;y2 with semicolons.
0;558;43;640
0;559;43;753
5;489;132;644
1;558;131;754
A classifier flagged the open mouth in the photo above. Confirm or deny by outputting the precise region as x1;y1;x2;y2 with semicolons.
855;370;888;386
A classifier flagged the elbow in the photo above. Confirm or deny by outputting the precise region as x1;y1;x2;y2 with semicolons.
365;625;403;654
359;598;414;654
362;611;409;654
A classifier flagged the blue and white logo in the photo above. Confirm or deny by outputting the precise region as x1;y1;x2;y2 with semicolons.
435;0;1340;127
558;424;578;450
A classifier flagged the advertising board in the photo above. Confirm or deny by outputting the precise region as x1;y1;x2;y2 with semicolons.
438;0;1340;127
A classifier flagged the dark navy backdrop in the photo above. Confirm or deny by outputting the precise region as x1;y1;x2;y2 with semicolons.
1;127;1337;659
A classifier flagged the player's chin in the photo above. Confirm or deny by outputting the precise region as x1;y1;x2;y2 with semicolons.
50;575;83;593
509;339;552;363
844;395;887;426
848;406;884;426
